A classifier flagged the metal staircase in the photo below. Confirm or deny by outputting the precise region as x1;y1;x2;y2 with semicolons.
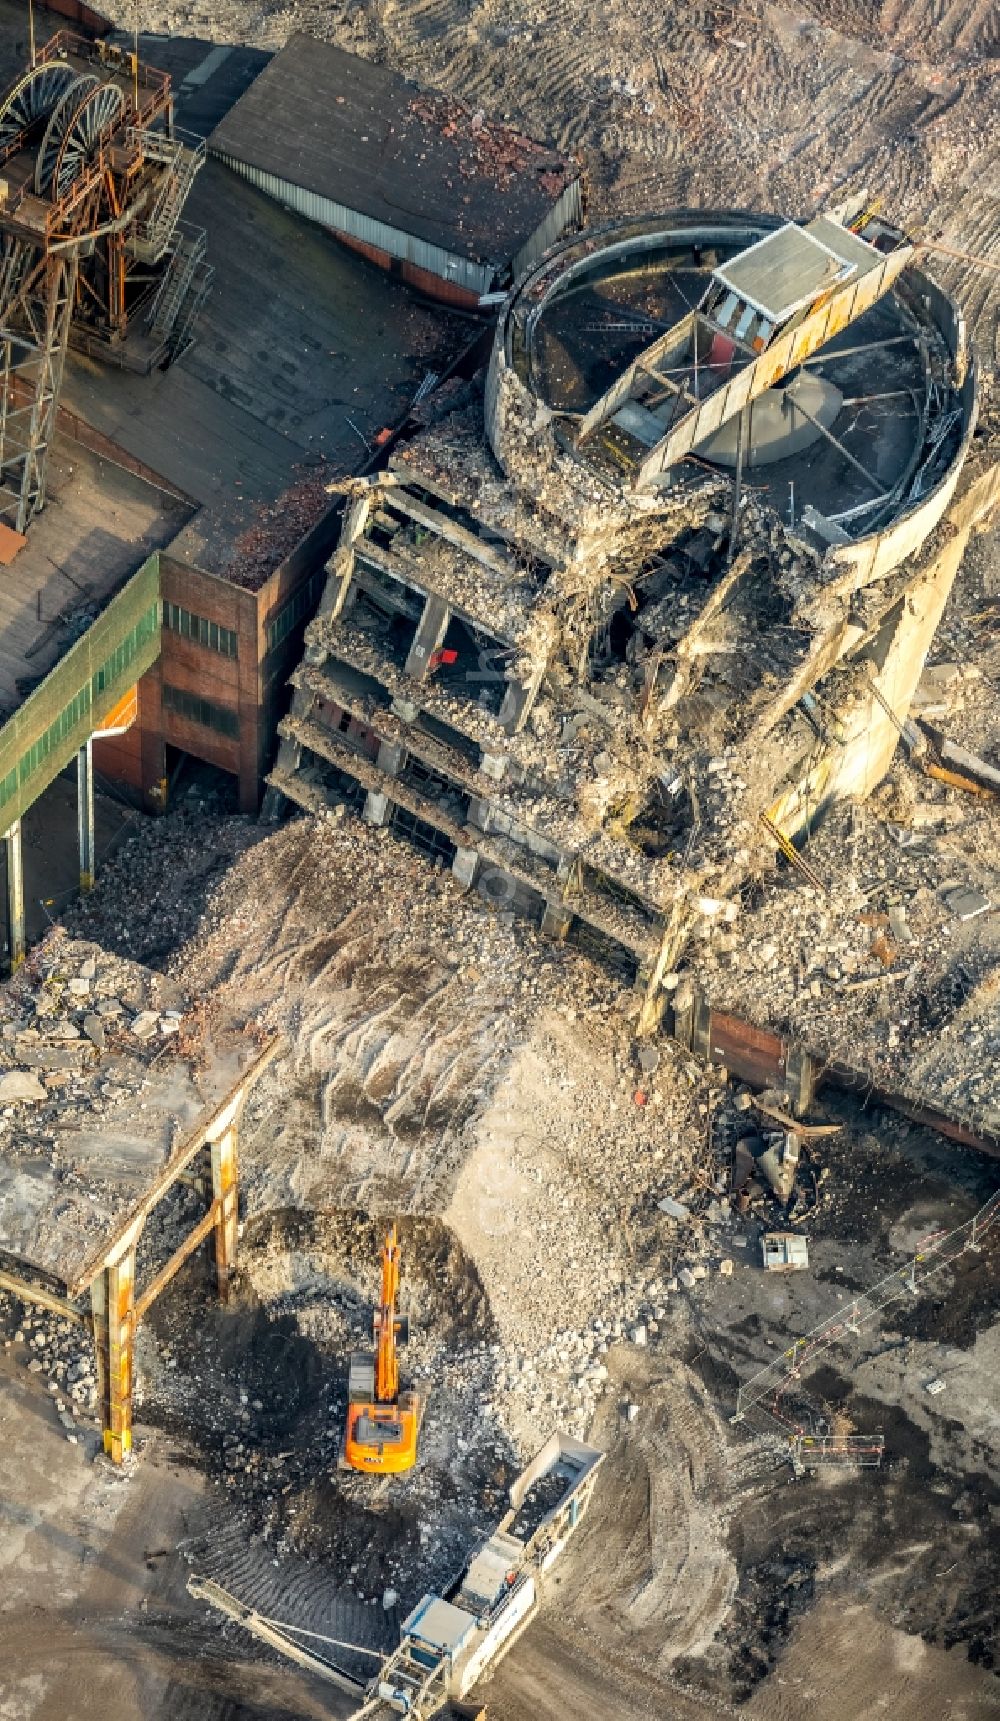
148;223;211;358
129;129;206;263
168;254;213;360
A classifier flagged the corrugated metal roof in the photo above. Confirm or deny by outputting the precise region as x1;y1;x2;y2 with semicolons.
213;154;494;295
208;34;578;270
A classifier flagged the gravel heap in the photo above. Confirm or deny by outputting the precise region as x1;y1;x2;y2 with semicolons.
695;781;1000;1134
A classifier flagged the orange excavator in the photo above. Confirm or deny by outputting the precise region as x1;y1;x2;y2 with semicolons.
342;1223;421;1474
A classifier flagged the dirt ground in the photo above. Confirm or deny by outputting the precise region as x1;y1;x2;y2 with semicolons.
0;1350;338;1721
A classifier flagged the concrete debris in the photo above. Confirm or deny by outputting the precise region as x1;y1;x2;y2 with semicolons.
696;773;1000;1130
1;8;999;1697
0;1071;47;1104
81;1015;105;1050
53;814;738;1479
910;661;964;717
762;1232;810;1272
757;1133;800;1204
943;886;990;922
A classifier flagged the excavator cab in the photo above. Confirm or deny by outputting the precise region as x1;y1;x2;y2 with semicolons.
342;1224;422;1474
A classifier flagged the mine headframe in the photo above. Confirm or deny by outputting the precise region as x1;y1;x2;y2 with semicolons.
0;33;208;535
574;205;915;492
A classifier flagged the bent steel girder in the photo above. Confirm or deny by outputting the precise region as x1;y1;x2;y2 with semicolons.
0;59;78;159
34;72;98;194
51;80;125;202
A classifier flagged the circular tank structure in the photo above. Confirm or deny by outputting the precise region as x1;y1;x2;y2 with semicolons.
487;211;978;579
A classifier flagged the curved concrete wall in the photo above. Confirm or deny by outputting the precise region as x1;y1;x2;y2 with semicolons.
485;212;977;592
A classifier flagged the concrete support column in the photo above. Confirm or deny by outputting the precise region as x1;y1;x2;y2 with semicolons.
77;738;95;893
91;1243;137;1463
376;739;406;777
479;751;507;782
670;976;695;1050
467;796;492;833
210;1124;239;1304
499;660;546;735
690;989;713;1062
4;820;24;972
541;900;573;939
404;594;451;681
363;790;391;826
452;846;479;891
784;1042;818;1117
320;549;356;623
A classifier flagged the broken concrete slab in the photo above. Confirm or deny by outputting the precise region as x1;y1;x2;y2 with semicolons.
942;886;989;922
17;1046;91;1072
0;1071;47;1103
82;1016;106;1050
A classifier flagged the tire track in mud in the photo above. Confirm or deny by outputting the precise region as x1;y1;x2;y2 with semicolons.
191;1517;394;1677
488;1359;789;1721
552;1357;784;1670
182;821;559;1217
926;144;1000;368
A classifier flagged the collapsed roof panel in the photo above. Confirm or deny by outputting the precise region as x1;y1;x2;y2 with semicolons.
709;218;879;327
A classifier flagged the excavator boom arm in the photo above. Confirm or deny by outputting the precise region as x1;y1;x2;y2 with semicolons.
374;1224;400;1404
343;1222;420;1475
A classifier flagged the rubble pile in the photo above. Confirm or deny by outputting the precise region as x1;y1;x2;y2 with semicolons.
0;1300;97;1443
2;810;744;1444
226;464;338;590
696;784;1000;1127
0;932;189;1138
66;793;262;965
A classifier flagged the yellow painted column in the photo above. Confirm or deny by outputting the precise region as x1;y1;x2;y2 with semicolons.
91;1243;137;1463
209;1124;239;1304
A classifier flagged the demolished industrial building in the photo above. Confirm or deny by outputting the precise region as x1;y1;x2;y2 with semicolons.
1;8;1000;1714
267;202;995;1044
